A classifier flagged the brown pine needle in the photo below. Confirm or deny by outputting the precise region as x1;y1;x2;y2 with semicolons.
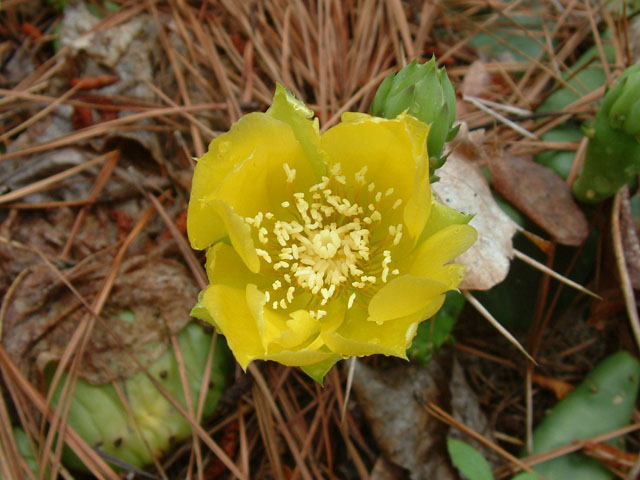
0;151;116;204
513;248;601;299
426;402;535;475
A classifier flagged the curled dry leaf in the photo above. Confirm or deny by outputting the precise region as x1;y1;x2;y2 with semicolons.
488;153;588;246
433;126;518;290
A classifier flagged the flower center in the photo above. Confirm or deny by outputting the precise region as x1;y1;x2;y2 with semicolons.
245;163;403;316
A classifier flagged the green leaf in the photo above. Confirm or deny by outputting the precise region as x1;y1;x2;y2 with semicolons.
447;438;495;480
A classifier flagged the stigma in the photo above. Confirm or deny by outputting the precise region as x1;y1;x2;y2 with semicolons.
244;163;403;314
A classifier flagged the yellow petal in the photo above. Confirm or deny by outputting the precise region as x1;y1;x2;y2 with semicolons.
408;224;477;278
200;243;270;369
245;284;281;350
188;112;316;251
321;113;431;244
260;306;321;352
283;310;322;348
263;348;338;367
323;303;441;358
201;284;264;370
368;275;450;324
213;200;260;273
204;241;265;289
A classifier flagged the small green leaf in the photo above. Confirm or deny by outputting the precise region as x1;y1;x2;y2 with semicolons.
447;438;495;480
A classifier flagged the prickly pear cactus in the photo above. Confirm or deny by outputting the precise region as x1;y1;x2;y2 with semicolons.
370;57;459;179
573;62;640;202
527;351;640;480
49;322;232;470
0;427;41;480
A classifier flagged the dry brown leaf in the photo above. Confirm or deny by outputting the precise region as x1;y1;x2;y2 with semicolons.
488;153;588;246
351;358;456;480
449;358;501;466
351;351;498;479
1;256;198;385
433;127;518;290
531;373;574;400
370;457;408;480
458;60;492;117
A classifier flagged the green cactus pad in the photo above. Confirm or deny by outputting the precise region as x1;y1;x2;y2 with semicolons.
573;62;640;202
527;351;640;480
0;428;41;479
48;322;232;470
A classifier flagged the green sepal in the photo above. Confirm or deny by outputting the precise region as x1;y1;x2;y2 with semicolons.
370;74;394;116
446;123;461;142
267;83;326;177
420;199;474;241
190;290;214;324
300;354;342;385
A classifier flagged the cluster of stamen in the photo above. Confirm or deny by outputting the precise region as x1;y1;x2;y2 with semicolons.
245;163;404;317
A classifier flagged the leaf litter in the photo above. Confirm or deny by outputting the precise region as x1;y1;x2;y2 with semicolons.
433;125;519;291
1;0;639;479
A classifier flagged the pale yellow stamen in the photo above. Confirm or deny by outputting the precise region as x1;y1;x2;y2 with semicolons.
347;292;356;309
246;166;407;311
256;249;272;263
283;163;296;183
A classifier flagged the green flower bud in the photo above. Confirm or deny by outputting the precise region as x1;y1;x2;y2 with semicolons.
573;62;640;203
371;58;459;178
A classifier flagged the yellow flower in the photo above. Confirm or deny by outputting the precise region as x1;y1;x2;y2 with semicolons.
187;85;477;383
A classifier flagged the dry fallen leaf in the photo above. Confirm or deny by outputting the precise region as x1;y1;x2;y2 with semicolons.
449;358;501;466
351;358;456;480
488;153;588;246
351;351;498;479
433;127;518;290
458;60;492;117
370;457;408;480
1;255;198;385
